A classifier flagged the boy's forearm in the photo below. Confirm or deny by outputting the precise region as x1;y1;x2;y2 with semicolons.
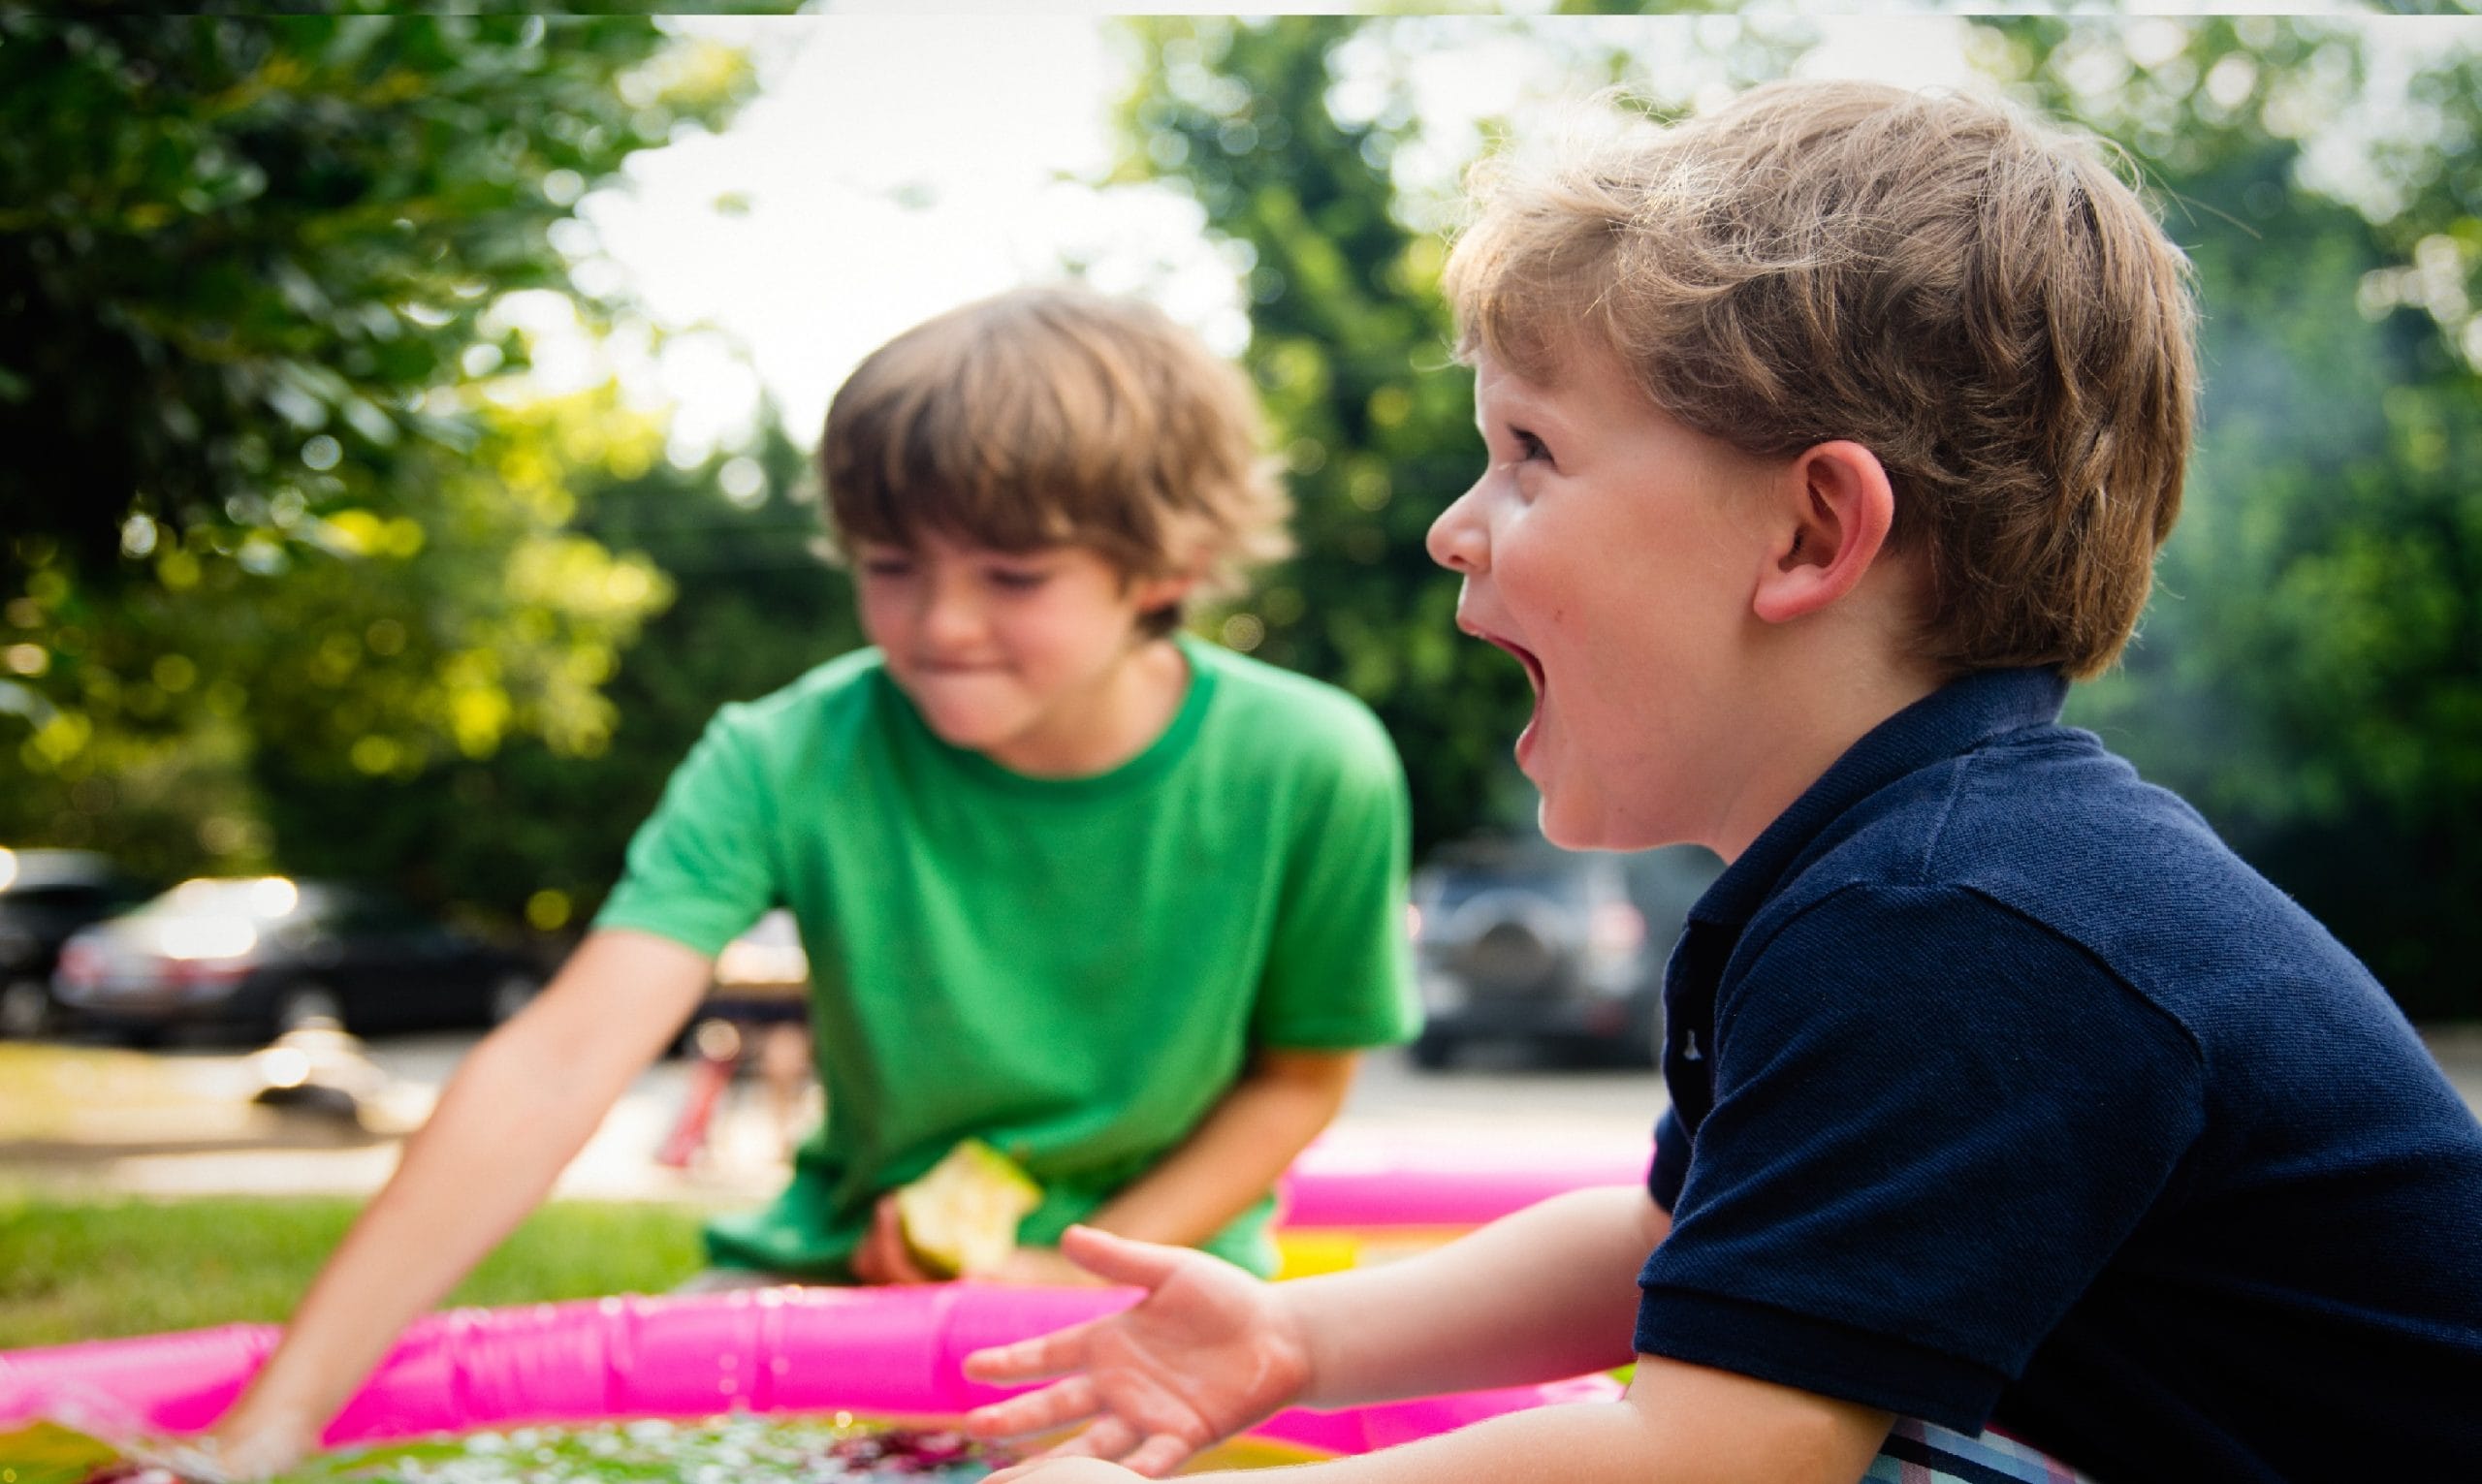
1286;1184;1664;1406
1179;1360;1885;1484
219;932;709;1444
1083;1048;1355;1248
1179;1400;1660;1484
227;1024;621;1426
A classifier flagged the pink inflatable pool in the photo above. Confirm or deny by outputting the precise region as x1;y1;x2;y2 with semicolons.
0;1284;1619;1459
1276;1126;1651;1229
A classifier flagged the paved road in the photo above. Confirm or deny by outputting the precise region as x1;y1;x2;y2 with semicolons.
11;1025;2480;1204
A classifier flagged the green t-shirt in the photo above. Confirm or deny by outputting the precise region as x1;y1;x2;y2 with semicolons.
595;633;1418;1278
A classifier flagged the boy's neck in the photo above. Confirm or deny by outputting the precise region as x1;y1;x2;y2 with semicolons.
1707;642;1945;864
979;636;1193;779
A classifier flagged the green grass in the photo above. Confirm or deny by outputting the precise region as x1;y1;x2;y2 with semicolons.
0;1188;719;1347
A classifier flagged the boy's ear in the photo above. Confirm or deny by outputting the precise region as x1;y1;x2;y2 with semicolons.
1130;569;1198;615
1751;440;1897;625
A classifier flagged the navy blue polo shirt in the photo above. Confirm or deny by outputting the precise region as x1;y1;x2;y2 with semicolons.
1636;669;2482;1481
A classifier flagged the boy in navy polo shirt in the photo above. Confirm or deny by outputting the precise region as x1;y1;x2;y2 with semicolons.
961;80;2482;1483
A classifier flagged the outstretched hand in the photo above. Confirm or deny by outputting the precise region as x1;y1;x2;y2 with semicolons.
962;1225;1313;1479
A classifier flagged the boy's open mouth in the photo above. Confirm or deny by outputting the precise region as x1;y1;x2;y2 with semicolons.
1479;633;1545;697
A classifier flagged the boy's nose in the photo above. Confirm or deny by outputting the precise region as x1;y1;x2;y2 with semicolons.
1426;484;1490;574
917;584;986;649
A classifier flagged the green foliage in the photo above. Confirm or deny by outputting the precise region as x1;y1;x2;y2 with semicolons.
0;1187;714;1345
0;14;755;576
0;15;780;909
248;416;854;931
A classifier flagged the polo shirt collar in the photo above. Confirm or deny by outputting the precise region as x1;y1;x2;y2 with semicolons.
1689;667;2071;928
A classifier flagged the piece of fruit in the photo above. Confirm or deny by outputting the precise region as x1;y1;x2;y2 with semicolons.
895;1138;1043;1278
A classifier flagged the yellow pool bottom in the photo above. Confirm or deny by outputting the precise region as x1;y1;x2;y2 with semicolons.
1274;1225;1467;1279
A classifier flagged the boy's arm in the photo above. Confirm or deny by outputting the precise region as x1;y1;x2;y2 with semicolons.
990;1362;1891;1484
205;930;714;1476
972;1195;1890;1484
1076;1046;1358;1252
967;1184;1663;1469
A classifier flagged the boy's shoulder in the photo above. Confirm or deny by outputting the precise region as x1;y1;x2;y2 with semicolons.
1779;715;2371;1014
1185;636;1401;779
697;647;895;762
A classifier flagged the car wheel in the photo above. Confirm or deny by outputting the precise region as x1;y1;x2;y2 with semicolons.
488;972;542;1025
0;979;50;1038
273;983;346;1035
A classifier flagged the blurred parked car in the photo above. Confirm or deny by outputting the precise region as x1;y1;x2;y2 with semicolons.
0;847;152;1037
1409;837;1721;1070
52;876;543;1043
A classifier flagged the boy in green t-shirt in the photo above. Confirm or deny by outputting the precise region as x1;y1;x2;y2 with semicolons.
206;286;1419;1476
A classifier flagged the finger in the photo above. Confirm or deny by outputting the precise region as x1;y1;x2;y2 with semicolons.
867;1198;938;1285
885;1244;938;1286
1055;1224;1190;1289
966;1375;1099;1441
1120;1433;1198;1479
850;1209;894;1285
1056;1416;1137;1463
962;1317;1101;1383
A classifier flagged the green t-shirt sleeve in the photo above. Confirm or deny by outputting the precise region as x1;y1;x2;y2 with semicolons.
1251;710;1421;1051
594;704;778;959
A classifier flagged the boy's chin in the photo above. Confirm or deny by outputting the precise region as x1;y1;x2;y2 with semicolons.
1537;794;1673;854
1535;798;1613;852
912;708;1016;752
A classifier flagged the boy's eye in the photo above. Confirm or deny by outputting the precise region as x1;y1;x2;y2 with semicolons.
1511;428;1551;464
986;568;1051;592
860;554;916;580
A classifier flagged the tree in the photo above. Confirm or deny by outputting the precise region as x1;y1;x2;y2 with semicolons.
0;14;777;900
249;410;855;934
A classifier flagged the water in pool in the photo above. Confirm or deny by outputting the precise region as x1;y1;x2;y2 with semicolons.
14;1414;1319;1483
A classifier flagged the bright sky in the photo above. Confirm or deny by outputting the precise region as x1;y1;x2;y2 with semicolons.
532;12;2459;464
512;14;1986;463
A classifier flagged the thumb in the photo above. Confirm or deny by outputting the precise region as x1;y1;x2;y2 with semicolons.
1057;1224;1189;1290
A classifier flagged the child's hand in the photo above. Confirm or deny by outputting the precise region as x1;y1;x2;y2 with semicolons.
195;1400;325;1480
961;1225;1312;1478
850;1194;940;1284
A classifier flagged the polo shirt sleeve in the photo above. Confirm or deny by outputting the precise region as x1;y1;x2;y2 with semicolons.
1248;709;1420;1052
1633;883;2204;1434
593;704;779;960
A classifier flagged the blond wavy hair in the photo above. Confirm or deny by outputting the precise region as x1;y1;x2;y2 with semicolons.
1446;79;2199;679
819;285;1291;637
